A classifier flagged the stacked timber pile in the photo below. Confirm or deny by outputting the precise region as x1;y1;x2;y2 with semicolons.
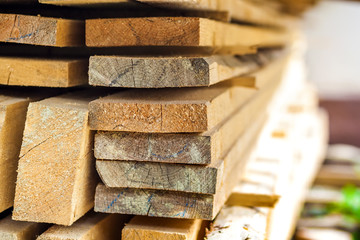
0;0;325;239
294;145;360;240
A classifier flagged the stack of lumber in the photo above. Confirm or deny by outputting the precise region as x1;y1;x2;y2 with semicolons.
294;144;360;240
0;0;326;239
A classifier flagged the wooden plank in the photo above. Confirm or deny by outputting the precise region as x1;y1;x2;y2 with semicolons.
0;57;88;87
37;212;130;240
0;90;59;214
94;112;267;220
89;82;252;133
0;215;49;239
314;164;360;187
138;0;295;27
12;90;108;226
266;110;328;240
85;17;289;54
89;52;287;134
296;227;352;240
0;14;84;47
206;206;268;240
95;74;282;194
88;50;278;88
40;0;294;28
93;54;288;164
122;216;205;240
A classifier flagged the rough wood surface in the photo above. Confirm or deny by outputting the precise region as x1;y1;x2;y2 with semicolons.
38;0;294;28
0;91;58;214
88;53;268;88
0;14;84;47
0;215;48;240
122;216;204;240
86;17;289;54
13;90;107;226
206;206;268;240
37;212;130;240
94;113;267;220
93;53;287;163
0;57;88;87
95;77;281;194
89;81;254;133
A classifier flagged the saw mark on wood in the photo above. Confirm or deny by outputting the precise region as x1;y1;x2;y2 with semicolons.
103;191;123;212
150;143;189;160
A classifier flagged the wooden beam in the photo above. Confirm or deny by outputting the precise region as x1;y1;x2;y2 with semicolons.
95;72;283;194
0;215;49;239
0;57;88;87
122;216;205;240
94;112;266;220
206;206;268;240
93;54;287;165
89;52;287;134
13;90;107;226
0;90;59;214
88;51;277;88
89;82;253;133
85;17;289;54
37;212;130;240
0;14;84;47
314;164;360;187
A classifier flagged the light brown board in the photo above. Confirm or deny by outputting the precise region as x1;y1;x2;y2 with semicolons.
93;53;288;164
13;90;107;226
85;17;289;54
0;57;88;87
37;212;130;240
0;215;48;240
0;90;59;214
94;113;267;220
206;206;268;240
88;52;271;88
95;75;281;194
39;0;294;28
89;81;255;133
0;14;84;47
122;216;204;240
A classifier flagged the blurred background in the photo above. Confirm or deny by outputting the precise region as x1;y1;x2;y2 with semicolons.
295;1;360;239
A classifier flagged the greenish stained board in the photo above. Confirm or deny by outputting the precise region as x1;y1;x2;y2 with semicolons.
94;114;267;220
88;50;278;88
13;90;108;226
0;215;49;240
86;17;289;54
37;212;130;240
93;53;288;164
0;14;84;47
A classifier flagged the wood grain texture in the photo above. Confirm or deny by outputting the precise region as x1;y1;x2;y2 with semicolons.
0;91;57;214
13;90;106;226
85;17;289;53
40;0;294;28
0;215;49;240
89;81;254;133
138;0;295;27
0;57;88;87
122;216;204;240
88;54;262;88
37;212;130;240
94;113;267;219
206;206;268;240
93;53;288;163
0;14;84;47
94;63;283;193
